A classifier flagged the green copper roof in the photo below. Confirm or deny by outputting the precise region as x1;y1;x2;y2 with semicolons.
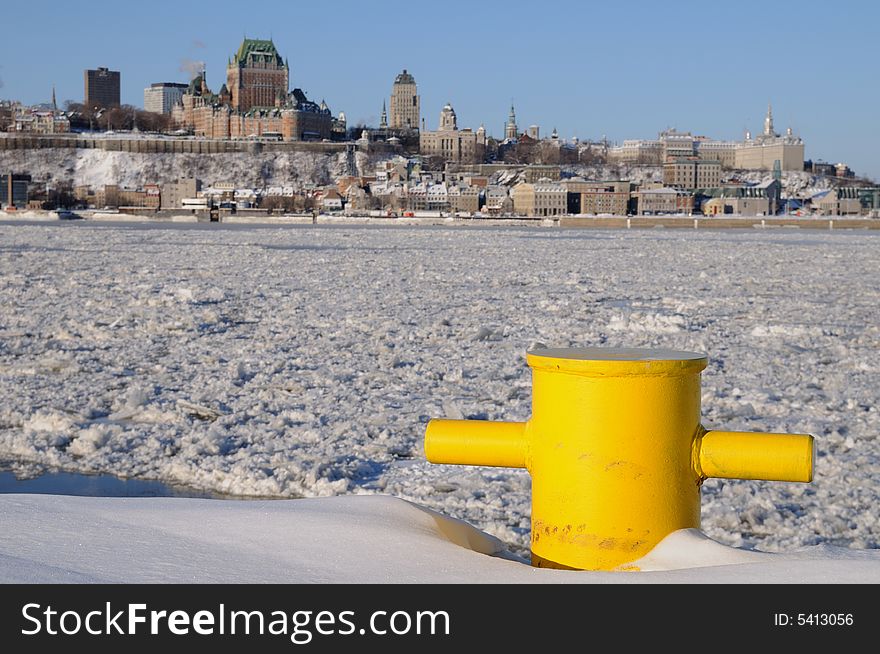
233;38;285;67
394;69;416;85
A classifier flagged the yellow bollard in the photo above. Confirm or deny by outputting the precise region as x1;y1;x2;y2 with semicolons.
424;348;814;571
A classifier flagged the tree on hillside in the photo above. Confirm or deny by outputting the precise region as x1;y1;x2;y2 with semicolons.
63;102;172;133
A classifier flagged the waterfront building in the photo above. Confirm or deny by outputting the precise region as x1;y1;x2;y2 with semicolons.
511;181;567;217
561;179;632;215
636;187;693;215
814;187;880;216
700;184;774;216
162;178;201;209
1;174;29;209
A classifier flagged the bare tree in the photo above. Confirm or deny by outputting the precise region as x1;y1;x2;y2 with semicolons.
133;110;172;133
260;195;304;213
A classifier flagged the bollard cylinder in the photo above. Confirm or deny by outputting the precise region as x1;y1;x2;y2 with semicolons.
424;347;814;571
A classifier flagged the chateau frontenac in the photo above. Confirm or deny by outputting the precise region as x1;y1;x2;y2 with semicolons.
173;38;343;141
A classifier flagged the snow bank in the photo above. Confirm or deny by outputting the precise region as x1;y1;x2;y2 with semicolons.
0;494;876;583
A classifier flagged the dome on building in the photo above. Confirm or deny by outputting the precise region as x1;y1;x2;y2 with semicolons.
438;102;457;131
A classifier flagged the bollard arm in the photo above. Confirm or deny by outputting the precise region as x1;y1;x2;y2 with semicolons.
695;429;814;483
425;419;528;469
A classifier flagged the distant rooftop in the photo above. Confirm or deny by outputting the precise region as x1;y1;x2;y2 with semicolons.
233;38;285;67
394;69;416;85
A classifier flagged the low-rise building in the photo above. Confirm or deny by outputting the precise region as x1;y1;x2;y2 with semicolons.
484;186;512;216
425;183;449;212
561;179;632;215
96;184;161;209
1;174;29;209
813;187;880;216
663;158;722;190
636;187;693;215
74;185;94;205
808;160;837;176
700;185;776;216
12;108;70;134
162;178;201;210
835;163;854;178
320;188;343;211
511;182;567;217
448;185;481;215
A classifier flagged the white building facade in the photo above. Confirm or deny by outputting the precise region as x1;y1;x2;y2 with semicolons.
144;83;188;114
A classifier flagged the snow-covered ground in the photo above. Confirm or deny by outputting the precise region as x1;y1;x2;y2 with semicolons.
2;494;878;583
0;221;878;558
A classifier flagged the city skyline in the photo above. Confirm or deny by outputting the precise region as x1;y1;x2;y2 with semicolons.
2;0;878;179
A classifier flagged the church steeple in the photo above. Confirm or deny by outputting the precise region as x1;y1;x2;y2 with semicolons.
51;85;57;113
380;100;388;129
505;102;518;140
763;102;775;137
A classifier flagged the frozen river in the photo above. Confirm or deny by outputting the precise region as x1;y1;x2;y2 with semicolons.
1;220;877;554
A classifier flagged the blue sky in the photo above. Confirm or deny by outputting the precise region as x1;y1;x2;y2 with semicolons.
2;0;878;179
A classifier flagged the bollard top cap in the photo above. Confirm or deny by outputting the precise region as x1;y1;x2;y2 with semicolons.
526;348;707;376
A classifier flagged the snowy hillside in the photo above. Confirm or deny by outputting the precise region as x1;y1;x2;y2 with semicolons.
1;146;843;200
0;221;878;557
560;162;837;198
0;148;367;189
